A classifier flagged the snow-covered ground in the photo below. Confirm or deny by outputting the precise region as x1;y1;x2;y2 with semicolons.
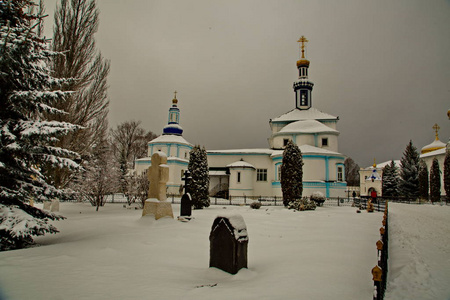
0;202;448;300
385;202;450;300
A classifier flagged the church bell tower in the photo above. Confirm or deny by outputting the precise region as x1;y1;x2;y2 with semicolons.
293;36;314;110
163;91;184;136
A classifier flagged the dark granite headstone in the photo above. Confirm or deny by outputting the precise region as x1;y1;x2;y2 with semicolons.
179;170;192;218
180;193;192;217
209;215;248;274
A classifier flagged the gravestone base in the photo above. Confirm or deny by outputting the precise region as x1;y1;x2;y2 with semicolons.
43;201;51;210
142;199;174;220
51;199;60;212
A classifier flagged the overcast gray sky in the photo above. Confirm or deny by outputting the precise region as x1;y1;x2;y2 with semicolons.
43;0;450;168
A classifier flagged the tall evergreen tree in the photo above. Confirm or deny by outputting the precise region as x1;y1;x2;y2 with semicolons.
45;0;110;189
188;145;210;209
418;159;429;201
382;160;399;197
281;140;303;207
444;144;450;201
399;140;420;200
0;0;79;250
429;158;441;203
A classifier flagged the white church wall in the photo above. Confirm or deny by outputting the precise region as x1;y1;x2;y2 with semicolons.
302;158;326;181
229;168;255;196
318;134;339;152
166;161;187;195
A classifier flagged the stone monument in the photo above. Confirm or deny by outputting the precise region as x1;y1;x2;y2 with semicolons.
209;215;248;274
142;152;174;220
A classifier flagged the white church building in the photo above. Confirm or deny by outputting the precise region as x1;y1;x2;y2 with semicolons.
135;93;193;194
135;37;348;198
207;37;347;198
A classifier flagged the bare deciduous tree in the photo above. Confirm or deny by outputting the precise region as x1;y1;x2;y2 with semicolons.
74;139;118;211
344;157;360;186
110;120;157;198
45;0;110;188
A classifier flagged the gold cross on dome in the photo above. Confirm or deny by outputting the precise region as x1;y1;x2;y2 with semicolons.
297;35;309;58
432;123;440;139
174;90;177;99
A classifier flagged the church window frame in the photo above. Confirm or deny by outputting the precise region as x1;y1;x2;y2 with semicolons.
237;172;241;183
300;90;308;106
283;139;290;147
276;164;282;181
337;166;343;182
256;169;267;182
322;138;328;147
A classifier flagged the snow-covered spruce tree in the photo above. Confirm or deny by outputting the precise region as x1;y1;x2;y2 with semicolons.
382;161;395;198
429;158;441;203
0;0;79;251
281;140;303;207
399;140;420;200
418;159;429;201
188;145;210;209
444;144;450;201
384;160;400;198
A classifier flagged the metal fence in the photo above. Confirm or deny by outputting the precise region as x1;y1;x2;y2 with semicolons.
371;201;389;300
166;194;361;207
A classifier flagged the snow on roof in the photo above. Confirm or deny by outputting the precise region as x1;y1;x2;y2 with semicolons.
209;170;227;176
210;145;343;157
163;124;183;130
420;146;447;158
271;144;343;157
149;134;192;145
135;156;188;163
278;119;338;134
226;160;256;169
421;139;446;153
271;107;338;123
208;148;274;155
371;160;401;169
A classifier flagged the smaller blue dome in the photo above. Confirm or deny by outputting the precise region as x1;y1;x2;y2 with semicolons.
163;124;183;136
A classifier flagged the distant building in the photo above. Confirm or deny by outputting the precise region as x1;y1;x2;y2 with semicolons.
359;160;400;197
420;124;447;195
360;123;448;197
135;93;193;194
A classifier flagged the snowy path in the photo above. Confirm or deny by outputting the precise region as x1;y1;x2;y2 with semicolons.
385;203;450;300
0;203;381;300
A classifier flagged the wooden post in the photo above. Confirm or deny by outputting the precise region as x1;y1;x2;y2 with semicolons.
372;265;382;300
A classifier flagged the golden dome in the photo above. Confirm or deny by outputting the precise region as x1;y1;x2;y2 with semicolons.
421;139;446;154
297;59;310;67
172;91;178;105
421;123;446;154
